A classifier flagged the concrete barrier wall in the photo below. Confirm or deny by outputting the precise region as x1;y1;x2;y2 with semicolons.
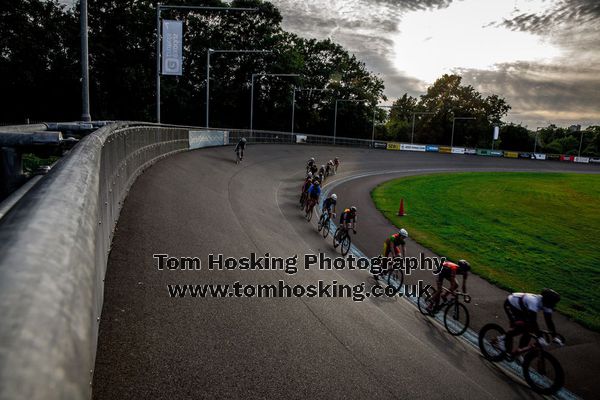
0;122;188;400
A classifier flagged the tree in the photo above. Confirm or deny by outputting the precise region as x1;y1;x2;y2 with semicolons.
0;0;79;122
498;124;532;151
386;74;511;147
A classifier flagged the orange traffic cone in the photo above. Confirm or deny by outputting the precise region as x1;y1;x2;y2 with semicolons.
397;198;406;216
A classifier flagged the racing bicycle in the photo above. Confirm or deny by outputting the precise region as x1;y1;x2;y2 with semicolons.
333;224;354;256
418;286;471;336
478;325;565;395
317;210;335;238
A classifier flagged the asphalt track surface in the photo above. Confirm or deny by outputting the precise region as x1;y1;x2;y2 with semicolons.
93;145;600;400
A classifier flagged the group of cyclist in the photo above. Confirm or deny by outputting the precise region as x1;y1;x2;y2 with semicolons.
378;228;562;357
300;156;357;234
298;155;562;361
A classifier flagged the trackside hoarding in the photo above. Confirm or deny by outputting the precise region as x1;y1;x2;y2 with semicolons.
426;145;439;152
451;147;465;154
400;144;426;152
387;142;401;150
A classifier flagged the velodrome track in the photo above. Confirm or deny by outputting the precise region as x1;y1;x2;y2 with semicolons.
92;145;600;400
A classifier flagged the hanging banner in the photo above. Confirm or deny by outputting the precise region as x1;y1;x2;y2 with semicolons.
493;126;500;140
162;20;183;76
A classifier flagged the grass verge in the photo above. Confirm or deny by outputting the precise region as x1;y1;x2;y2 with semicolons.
371;172;600;331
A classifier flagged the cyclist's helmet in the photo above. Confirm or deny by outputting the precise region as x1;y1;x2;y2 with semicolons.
313;180;320;186
541;288;560;309
310;157;315;162
307;172;313;178
350;206;357;212
331;194;337;200
241;137;247;143
457;259;471;272
399;228;408;238
321;164;325;169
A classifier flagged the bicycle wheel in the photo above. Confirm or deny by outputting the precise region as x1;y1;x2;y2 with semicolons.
478;323;507;362
340;232;351;256
386;268;404;293
317;214;325;231
522;351;564;395
322;218;330;238
305;205;313;221
443;301;469;336
332;229;340;248
417;287;435;316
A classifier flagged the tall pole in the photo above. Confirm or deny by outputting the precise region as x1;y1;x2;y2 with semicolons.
533;127;542;154
156;5;161;123
578;131;584;157
411;113;416;144
291;88;296;134
250;74;255;135
206;50;211;128
80;0;91;122
371;107;376;144
333;100;338;145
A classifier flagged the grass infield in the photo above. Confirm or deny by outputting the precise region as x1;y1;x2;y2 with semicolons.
371;172;600;331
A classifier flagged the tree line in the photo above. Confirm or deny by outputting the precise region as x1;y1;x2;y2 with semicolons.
1;0;598;154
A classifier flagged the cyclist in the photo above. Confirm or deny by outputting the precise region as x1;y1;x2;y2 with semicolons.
377;229;408;279
305;180;321;214
333;157;340;173
429;260;470;311
498;289;562;355
318;164;326;181
234;137;247;160
309;162;319;177
326;160;334;176
321;193;337;217
339;206;357;233
306;157;316;174
300;174;313;207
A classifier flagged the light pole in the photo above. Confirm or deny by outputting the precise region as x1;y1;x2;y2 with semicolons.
80;0;90;122
533;126;543;154
411;111;435;144
206;49;271;128
578;130;586;157
450;116;475;148
334;99;368;144
155;4;257;123
292;88;329;133
371;105;394;145
250;73;299;135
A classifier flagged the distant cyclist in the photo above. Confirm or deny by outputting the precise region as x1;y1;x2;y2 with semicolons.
309;162;319;176
234;137;247;161
318;164;326;181
326;160;334;176
498;289;562;355
306;157;316;174
429;260;470;310
339;206;357;233
322;193;337;217
333;157;340;173
377;229;408;279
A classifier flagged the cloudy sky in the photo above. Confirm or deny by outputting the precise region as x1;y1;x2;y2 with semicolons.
269;0;600;128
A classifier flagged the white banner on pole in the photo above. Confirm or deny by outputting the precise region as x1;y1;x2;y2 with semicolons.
162;20;183;76
493;126;499;140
